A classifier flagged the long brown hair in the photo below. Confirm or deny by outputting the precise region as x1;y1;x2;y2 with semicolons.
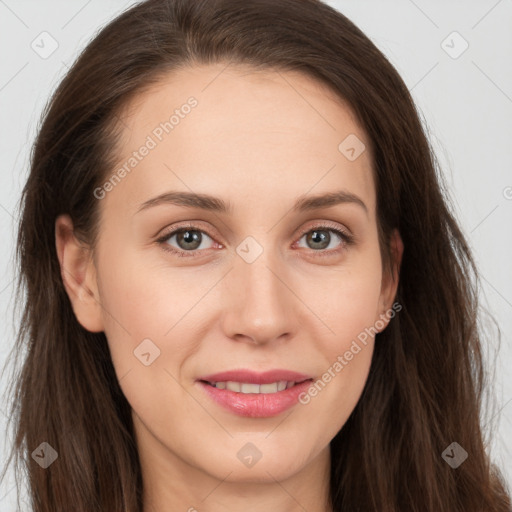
2;0;510;510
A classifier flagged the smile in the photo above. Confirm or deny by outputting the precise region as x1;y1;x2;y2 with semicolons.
198;379;314;417
205;380;306;393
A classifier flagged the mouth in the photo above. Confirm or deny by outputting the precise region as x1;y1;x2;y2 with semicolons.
200;379;310;394
196;369;314;417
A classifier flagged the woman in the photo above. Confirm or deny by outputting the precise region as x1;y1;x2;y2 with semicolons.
3;0;510;510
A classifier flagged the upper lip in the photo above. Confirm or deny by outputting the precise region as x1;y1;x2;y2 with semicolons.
198;369;313;385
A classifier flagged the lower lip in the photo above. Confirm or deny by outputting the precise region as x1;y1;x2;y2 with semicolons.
198;380;313;418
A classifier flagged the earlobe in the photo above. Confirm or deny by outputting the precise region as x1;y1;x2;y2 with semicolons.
376;228;404;330
55;214;104;333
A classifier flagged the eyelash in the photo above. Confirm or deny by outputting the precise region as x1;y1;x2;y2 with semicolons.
155;222;355;259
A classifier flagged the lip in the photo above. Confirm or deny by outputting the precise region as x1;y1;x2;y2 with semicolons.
197;369;314;418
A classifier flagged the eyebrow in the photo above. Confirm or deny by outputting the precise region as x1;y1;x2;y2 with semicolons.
136;190;368;216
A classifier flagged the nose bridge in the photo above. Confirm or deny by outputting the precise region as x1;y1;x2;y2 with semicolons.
223;235;294;343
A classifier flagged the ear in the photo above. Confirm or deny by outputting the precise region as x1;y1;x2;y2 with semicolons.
55;214;104;333
375;228;403;331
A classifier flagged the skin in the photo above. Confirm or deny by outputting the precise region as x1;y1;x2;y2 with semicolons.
55;62;403;512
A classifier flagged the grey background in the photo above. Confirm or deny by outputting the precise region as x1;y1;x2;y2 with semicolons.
1;0;511;509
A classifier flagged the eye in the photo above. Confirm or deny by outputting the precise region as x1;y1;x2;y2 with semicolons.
295;225;354;256
156;225;217;257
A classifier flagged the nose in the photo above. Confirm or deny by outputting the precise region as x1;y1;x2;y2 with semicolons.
221;247;296;346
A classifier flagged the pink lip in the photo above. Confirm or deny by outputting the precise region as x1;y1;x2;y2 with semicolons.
197;369;313;418
199;369;312;384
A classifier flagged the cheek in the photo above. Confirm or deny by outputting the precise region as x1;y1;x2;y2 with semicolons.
300;248;382;409
296;271;380;441
95;249;224;394
313;249;383;350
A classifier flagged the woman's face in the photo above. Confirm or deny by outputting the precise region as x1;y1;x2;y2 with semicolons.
60;63;401;486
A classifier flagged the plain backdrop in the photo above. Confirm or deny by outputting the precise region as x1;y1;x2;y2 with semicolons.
1;0;511;509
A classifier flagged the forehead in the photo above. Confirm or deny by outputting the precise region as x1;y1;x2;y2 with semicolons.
102;63;376;219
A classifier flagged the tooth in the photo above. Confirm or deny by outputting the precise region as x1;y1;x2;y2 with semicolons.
226;381;241;392
240;383;260;394
212;380;298;393
260;382;278;394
